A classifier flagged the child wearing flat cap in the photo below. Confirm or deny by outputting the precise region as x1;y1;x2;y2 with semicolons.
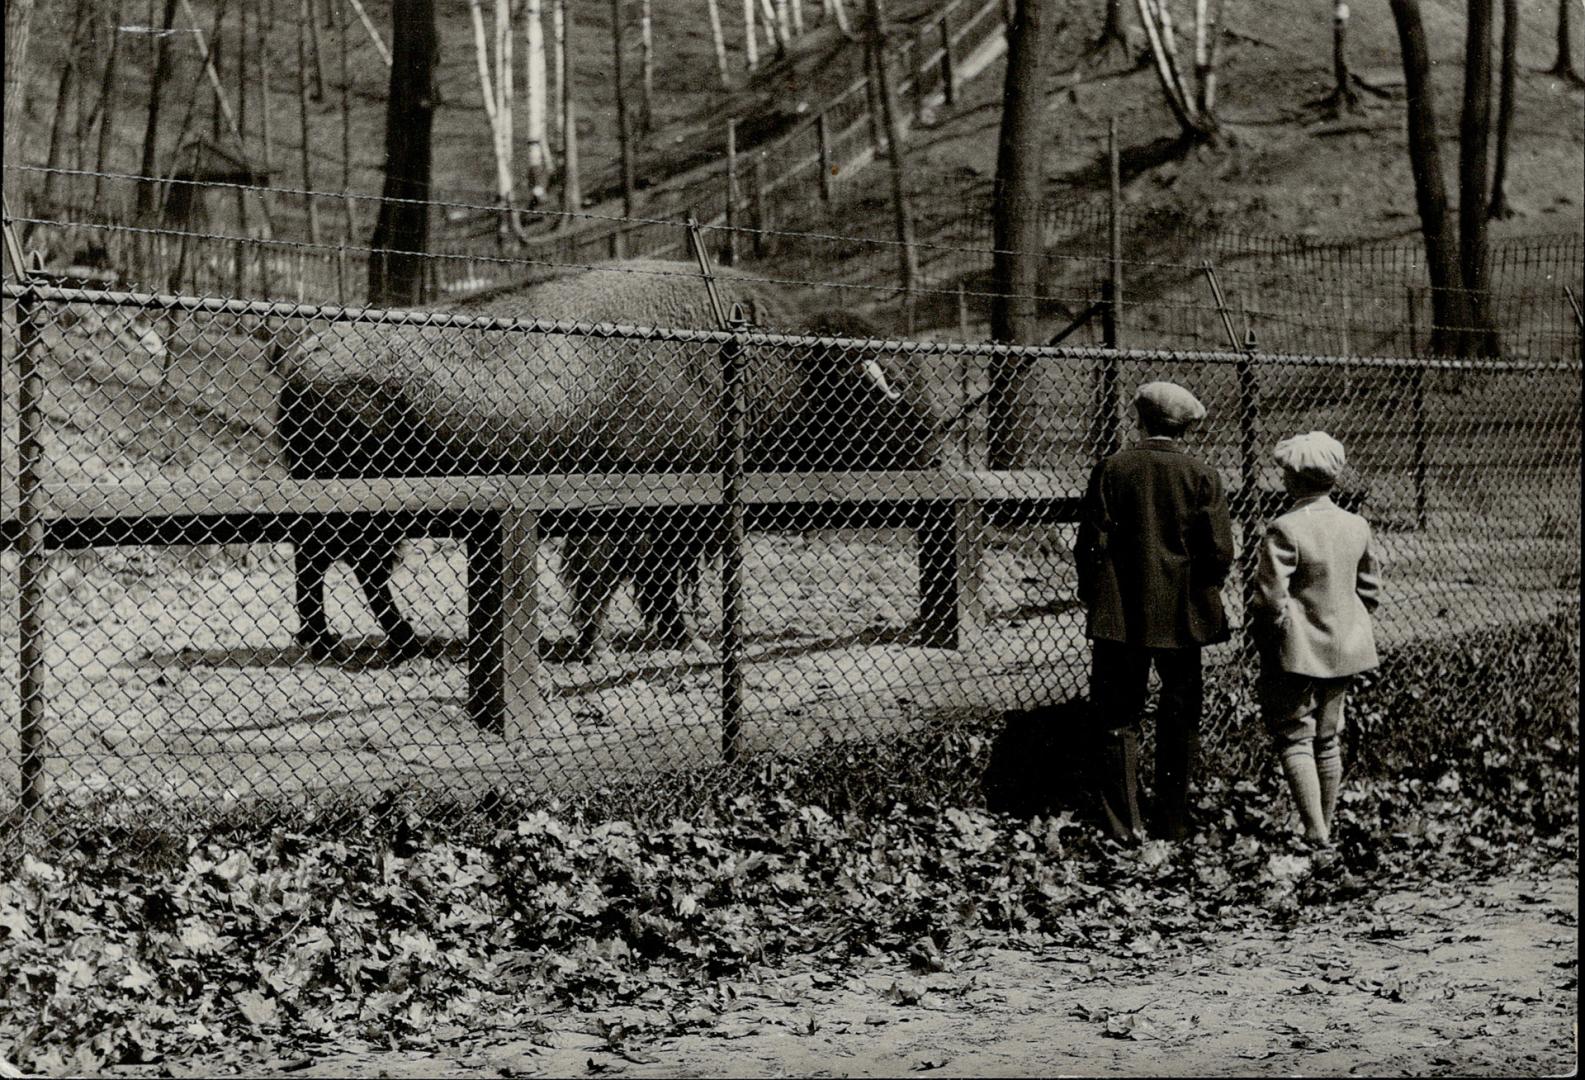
1252;431;1381;853
1076;381;1235;843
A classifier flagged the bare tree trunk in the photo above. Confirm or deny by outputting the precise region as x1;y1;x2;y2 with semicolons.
93;0;124;205
790;0;804;36
259;0;276;218
639;0;655;132
829;0;855;38
761;0;787;57
867;0;918;306
1318;1;1364;115
340;0;356;241
1488;0;1518;218
4;0;38;181
560;0;581;218
706;0;730;87
1459;0;1498;355
297;0;322;244
552;0;565;137
1134;0;1217;141
1389;0;1465;357
136;0;181;222
526;0;553;204
39;0;87;218
1090;0;1132;56
744;0;760;70
368;0;438;306
612;0;636;254
305;0;327;101
1547;0;1585;84
988;0;1054;469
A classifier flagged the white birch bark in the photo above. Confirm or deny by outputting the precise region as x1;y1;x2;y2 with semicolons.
640;0;654;130
468;0;516;216
526;0;552;200
743;0;759;69
706;0;730;86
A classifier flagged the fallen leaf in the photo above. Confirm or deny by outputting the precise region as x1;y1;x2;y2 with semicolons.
912;1058;950;1071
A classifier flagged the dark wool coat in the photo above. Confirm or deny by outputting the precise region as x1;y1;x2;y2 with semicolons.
1076;438;1236;648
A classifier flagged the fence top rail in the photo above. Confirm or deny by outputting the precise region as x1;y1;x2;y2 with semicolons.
5;280;1583;375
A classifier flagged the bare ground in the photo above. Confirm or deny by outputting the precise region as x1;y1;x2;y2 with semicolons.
106;866;1578;1079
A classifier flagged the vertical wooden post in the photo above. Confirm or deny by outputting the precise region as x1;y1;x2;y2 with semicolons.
751;157;767;258
719;307;750;763
815;112;832;201
724;119;739;265
612;0;636;259
917;500;977;649
475;506;542;738
868;0;918;302
938;16;954;105
956;283;972;465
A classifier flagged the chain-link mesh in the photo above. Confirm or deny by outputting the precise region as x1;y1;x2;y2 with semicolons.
2;237;1581;849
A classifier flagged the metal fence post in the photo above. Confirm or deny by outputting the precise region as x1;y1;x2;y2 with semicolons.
719;306;750;764
4;206;51;819
1412;361;1429;531
725;120;740;265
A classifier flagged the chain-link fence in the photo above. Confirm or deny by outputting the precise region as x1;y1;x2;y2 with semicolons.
2;245;1581;846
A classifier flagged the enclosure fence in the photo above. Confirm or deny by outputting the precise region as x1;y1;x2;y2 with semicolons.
11;168;1584;373
2;250;1580;845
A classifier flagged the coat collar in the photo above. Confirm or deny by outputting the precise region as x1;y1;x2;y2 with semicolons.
1137;436;1184;453
1289;493;1337;512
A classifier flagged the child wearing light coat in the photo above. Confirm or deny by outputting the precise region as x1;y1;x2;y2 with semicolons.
1251;431;1381;847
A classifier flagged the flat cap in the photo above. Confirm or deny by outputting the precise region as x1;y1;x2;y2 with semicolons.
1134;381;1207;427
1273;430;1347;484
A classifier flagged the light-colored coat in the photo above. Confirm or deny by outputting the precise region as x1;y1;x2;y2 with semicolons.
1253;494;1381;677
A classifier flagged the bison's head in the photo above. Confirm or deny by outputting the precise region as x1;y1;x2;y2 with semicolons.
750;309;942;472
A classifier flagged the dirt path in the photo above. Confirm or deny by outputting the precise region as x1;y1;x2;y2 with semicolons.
128;866;1577;1079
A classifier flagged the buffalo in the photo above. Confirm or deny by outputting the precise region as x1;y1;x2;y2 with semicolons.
274;259;941;661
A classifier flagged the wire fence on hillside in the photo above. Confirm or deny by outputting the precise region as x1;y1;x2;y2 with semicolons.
1;250;1580;846
9;166;1584;368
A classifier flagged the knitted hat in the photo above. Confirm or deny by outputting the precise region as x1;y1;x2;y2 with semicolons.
1133;381;1207;428
1273;430;1347;485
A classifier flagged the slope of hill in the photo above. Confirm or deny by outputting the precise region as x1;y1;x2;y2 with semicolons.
6;0;1582;336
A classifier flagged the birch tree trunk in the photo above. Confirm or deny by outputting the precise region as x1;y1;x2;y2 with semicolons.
468;0;517;236
526;0;553;204
639;0;655;132
1134;0;1219;140
561;0;581;218
829;0;855;38
743;0;760;70
707;0;731;87
551;0;564;137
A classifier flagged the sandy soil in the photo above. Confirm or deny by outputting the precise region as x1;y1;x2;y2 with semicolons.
0;519;1573;805
108;867;1578;1079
